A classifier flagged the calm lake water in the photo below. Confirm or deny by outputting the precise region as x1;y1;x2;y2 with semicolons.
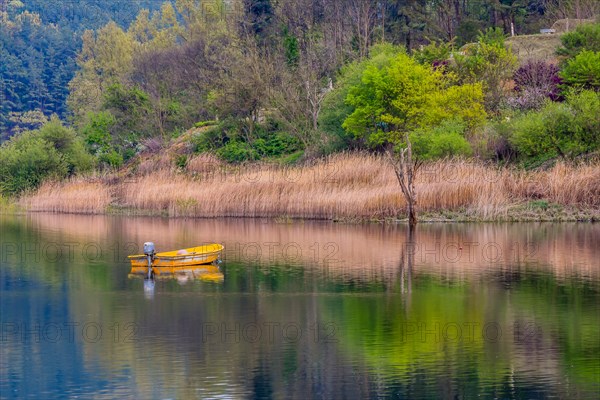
0;214;598;399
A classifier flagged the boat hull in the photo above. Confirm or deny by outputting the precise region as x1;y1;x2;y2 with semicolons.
128;244;224;268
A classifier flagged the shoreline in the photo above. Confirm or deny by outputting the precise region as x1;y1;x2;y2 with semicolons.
5;201;598;224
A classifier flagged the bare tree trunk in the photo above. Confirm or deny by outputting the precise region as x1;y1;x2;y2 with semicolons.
304;76;330;132
454;0;462;25
153;97;166;140
405;15;411;50
349;0;376;59
547;0;599;21
387;136;419;229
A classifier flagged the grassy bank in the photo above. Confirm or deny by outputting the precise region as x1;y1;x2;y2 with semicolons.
18;153;600;222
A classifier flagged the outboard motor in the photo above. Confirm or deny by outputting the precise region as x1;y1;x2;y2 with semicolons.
144;242;156;256
143;242;156;279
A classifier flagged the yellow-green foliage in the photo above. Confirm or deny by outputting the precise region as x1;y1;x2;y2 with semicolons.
342;47;485;151
421;82;486;129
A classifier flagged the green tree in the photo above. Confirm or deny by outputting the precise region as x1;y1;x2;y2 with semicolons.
128;3;180;51
68;22;135;126
342;48;485;148
82;111;115;155
0;7;78;137
340;44;485;228
102;84;152;135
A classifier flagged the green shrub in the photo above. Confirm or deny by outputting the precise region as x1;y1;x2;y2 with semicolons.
568;90;600;151
482;120;518;161
191;121;237;153
254;132;300;157
477;27;507;47
0;117;96;196
453;33;517;111
509;109;550;157
413;41;453;65
528;200;549;210
39;119;95;173
509;90;600;159
82;111;123;168
559;51;600;91
279;150;304;165
194;120;218;128
191;118;302;162
175;154;188;169
0;135;67;196
558;23;600;58
99;150;124;168
216;141;258;163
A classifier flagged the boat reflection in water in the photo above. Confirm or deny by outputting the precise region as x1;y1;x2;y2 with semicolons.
128;264;224;283
130;264;224;299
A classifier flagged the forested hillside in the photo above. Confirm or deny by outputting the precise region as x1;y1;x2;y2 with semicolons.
2;0;597;140
1;0;599;201
0;0;162;137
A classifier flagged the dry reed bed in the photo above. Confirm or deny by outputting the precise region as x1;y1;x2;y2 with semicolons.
20;153;600;219
22;180;112;214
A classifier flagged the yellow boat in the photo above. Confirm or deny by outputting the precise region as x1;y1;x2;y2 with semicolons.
128;244;224;273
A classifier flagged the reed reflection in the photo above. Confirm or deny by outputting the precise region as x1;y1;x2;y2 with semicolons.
18;213;600;282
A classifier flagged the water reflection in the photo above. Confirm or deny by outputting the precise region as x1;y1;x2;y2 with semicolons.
130;264;224;299
0;214;598;399
16;213;600;281
143;279;155;300
128;265;224;282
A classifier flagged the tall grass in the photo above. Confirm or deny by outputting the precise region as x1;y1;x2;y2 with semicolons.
22;179;112;214
20;153;600;220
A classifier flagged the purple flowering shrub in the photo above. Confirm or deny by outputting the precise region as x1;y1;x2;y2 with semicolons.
507;61;562;110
